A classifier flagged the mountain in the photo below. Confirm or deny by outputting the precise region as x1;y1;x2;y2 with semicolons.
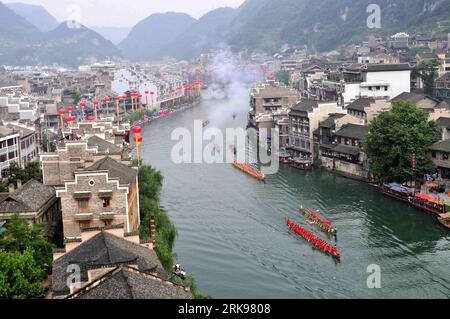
119;12;196;61
128;0;450;60
0;2;121;67
6;2;59;32
34;22;122;66
92;26;132;45
227;0;450;53
159;7;237;60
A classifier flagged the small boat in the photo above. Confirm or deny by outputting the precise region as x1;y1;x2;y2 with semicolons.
438;213;450;229
232;113;237;119
290;158;313;170
286;218;340;260
301;206;337;235
275;152;293;164
233;161;266;181
202;120;210;127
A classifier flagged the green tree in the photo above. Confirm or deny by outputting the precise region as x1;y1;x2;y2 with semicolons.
0;248;46;299
0;215;54;273
413;60;440;96
5;162;43;187
364;101;441;183
276;70;290;86
138;165;176;270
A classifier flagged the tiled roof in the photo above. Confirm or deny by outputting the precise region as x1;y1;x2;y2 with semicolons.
52;232;167;297
437;117;450;129
320;114;346;128
435;73;450;82
85;157;136;186
290;100;318;114
0;126;18;139
335;124;369;140
67;266;193;299
429;139;450;153
347;98;375;112
362;63;411;72
0;180;56;214
87;136;121;155
331;144;361;156
392;92;440;104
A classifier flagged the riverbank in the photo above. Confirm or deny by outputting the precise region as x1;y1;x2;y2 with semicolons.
137;163;207;299
130;99;201;127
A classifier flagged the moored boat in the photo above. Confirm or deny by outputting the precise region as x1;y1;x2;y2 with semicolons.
290;158;313;170
301;206;337;235
233;161;266;181
438;213;450;229
286;218;340;260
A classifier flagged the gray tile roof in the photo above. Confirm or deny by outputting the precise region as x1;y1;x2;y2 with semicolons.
392;92;440;105
85;157;136;186
331;144;361;156
67;266;193;299
52;232;167;297
0;180;56;214
362;63;411;72
437;117;450;129
87;136;122;155
290;100;318;114
429;139;450;153
320;114;346;128
335;124;369;140
347;98;375;112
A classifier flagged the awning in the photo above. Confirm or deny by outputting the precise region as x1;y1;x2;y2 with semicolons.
74;192;92;200
415;193;443;205
98;190;113;198
100;212;115;220
331;144;360;156
74;213;93;221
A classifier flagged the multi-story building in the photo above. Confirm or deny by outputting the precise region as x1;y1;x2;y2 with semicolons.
428;139;450;181
287;100;345;159
319;123;370;180
0;126;20;177
346;98;392;124
0;95;39;122
55;156;140;241
5;124;39;168
0;179;60;238
437;52;450;77
434;73;450;100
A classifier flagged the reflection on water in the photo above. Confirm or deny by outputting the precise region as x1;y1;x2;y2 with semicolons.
140;92;450;299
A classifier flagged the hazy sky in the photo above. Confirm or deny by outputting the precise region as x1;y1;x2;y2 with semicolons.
3;0;246;27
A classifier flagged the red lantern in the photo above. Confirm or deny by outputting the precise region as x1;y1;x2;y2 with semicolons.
93;100;99;106
87;116;95;121
115;96;120;100
133;135;143;143
150;91;154;95
132;126;142;134
59;109;65;116
122;95;127;100
67;106;73;112
145;90;149;95
80;102;86;108
104;97;110;103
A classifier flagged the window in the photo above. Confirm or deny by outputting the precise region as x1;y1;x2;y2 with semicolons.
8;152;15;160
78;200;89;209
432;151;436;159
443;153;449;161
104;220;112;227
79;221;90;229
102;198;111;208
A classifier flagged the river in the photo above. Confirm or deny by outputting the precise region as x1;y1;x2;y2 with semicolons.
140;86;450;299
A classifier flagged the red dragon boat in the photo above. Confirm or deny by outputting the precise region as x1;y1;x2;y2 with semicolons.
286;218;340;260
300;206;337;235
233;161;266;181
